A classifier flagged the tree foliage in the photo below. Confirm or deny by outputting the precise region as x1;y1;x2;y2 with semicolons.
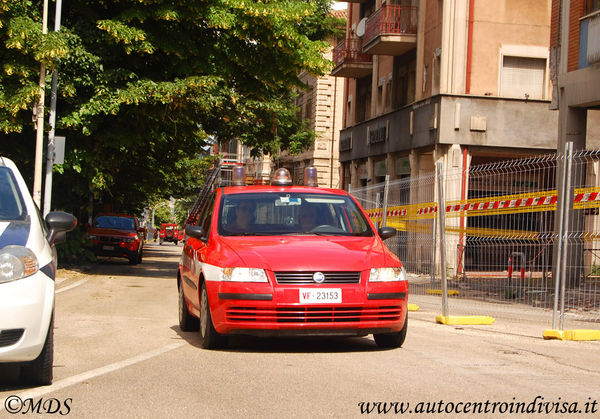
0;0;343;218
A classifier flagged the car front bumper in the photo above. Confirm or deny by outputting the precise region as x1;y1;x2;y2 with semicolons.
206;279;408;336
0;271;54;362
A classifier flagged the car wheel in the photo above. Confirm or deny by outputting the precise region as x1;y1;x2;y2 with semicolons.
199;282;227;349
128;253;138;265
137;249;143;264
159;239;163;245
178;283;199;331
21;314;54;385
174;240;178;246
374;315;407;349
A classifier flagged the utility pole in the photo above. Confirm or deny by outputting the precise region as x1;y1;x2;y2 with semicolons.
33;0;49;208
43;0;63;217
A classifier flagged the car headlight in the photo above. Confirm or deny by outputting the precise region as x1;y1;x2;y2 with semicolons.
0;246;39;284
369;267;406;282
220;267;268;283
122;236;137;243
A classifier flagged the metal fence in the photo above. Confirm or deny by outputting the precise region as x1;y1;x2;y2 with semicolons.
350;144;600;333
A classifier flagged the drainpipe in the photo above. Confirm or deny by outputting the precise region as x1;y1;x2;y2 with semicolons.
330;75;338;188
465;0;474;94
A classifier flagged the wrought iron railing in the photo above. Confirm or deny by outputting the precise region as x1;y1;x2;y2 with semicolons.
363;5;418;46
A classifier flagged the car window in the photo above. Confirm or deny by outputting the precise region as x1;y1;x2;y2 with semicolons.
0;167;27;221
218;192;374;237
94;216;135;230
197;192;216;237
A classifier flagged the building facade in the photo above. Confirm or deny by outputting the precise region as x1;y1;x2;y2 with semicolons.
276;10;347;188
333;0;565;193
550;0;600;151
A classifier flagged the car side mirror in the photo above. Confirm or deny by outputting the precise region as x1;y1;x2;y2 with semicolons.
378;226;397;240
45;211;78;246
185;225;206;241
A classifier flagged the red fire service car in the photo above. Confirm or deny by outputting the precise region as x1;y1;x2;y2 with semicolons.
178;167;408;349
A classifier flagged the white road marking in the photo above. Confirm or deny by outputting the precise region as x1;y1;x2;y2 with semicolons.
56;279;88;294
0;342;185;411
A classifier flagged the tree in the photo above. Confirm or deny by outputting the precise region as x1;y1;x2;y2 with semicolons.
0;0;343;217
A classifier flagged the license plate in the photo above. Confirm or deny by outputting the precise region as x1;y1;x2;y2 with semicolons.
299;288;342;304
102;245;114;251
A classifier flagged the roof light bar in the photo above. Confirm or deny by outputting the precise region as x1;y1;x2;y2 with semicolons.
231;165;246;186
271;168;293;186
304;167;318;187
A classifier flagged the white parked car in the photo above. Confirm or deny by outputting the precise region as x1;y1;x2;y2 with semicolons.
0;156;77;385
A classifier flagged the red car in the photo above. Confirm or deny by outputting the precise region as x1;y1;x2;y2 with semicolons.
88;213;144;264
160;223;179;245
178;167;408;349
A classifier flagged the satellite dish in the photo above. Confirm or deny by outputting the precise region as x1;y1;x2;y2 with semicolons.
356;18;367;37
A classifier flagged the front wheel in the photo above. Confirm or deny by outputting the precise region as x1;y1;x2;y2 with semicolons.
374;315;407;349
21;314;54;385
199;282;228;349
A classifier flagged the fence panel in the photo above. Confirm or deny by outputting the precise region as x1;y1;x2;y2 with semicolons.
560;150;600;330
350;149;600;332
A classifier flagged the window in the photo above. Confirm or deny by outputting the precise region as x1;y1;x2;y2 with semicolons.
500;56;546;99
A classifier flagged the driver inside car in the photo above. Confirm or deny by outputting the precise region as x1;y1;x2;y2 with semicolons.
298;205;318;231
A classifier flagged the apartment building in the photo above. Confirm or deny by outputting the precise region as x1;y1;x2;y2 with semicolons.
275;10;347;188
550;0;600;151
333;0;562;192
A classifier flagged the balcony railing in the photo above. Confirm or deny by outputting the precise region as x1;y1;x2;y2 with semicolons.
333;38;372;66
363;5;418;47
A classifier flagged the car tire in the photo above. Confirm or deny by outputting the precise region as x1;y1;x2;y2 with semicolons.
21;314;54;385
374;315;407;349
178;283;199;331
199;282;227;349
128;253;139;265
137;249;143;264
174;240;178;246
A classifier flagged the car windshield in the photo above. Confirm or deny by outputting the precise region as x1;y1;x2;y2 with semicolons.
94;216;135;230
0;167;27;221
218;192;374;237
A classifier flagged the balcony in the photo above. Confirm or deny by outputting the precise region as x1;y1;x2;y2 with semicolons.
362;5;417;56
337;0;368;3
331;38;373;78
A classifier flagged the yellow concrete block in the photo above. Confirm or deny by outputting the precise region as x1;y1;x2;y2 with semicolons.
543;329;600;341
407;303;419;311
436;315;495;325
426;289;460;296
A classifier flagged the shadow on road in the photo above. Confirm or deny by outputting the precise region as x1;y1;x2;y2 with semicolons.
170;325;384;354
84;243;181;279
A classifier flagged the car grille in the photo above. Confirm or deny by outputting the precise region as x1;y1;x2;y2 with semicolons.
226;306;402;323
96;236;124;244
0;329;24;347
274;271;361;284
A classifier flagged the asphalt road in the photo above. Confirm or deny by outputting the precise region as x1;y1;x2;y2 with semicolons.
1;242;600;418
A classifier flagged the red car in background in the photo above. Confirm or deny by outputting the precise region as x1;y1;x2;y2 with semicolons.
88;213;144;264
160;223;180;245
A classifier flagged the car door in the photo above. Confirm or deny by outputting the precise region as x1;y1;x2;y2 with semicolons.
182;192;216;311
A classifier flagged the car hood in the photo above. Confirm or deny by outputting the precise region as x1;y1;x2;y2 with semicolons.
88;227;136;236
217;236;399;271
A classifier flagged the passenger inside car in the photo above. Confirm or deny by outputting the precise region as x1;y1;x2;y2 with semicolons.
227;201;256;233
